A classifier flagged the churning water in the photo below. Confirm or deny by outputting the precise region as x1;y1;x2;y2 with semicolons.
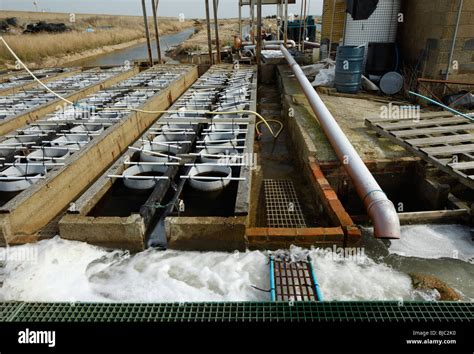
0;224;472;302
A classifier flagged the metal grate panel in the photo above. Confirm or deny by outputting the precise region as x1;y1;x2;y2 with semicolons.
273;258;318;301
263;179;306;228
0;302;472;322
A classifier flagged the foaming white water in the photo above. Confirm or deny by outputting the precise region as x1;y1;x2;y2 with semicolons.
389;224;474;263
0;237;418;302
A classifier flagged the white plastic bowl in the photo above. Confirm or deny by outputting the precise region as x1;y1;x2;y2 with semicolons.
0;165;47;192
122;164;168;190
188;165;232;192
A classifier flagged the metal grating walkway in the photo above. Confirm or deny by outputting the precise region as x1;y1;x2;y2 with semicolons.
0;302;472;322
263;179;306;228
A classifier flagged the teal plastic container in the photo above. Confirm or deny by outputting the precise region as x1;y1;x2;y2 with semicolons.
334;45;365;94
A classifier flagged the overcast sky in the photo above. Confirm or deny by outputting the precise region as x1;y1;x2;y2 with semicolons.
0;0;323;18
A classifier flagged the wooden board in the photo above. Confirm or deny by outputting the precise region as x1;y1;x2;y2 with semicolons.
365;111;474;189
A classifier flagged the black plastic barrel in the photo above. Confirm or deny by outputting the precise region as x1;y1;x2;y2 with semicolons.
334;45;365;94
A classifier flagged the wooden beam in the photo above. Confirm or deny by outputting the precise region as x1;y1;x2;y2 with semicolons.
151;0;162;63
212;0;221;64
141;0;154;67
256;0;262;65
205;0;214;65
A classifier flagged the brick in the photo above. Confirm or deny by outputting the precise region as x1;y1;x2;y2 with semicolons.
323;189;339;201
267;228;297;237
246;228;268;237
344;226;362;245
296;228;325;237
323;229;345;242
328;199;353;226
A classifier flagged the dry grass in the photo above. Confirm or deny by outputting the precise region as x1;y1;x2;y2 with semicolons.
0;11;194;67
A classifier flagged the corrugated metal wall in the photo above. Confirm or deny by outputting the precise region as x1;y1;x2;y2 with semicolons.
321;0;346;44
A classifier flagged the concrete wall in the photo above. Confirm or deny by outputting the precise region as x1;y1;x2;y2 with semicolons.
399;0;474;84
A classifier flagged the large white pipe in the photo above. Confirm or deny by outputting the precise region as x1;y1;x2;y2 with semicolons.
264;39;296;47
280;45;400;239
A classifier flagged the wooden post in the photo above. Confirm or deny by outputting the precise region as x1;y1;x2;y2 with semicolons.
205;0;214;65
141;0;154;66
238;0;242;41
151;0;162;63
250;0;255;44
213;0;221;64
298;0;304;50
256;0;262;65
284;0;288;47
277;0;282;41
302;0;310;51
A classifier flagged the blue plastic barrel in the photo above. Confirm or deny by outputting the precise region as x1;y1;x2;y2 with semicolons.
334;45;365;94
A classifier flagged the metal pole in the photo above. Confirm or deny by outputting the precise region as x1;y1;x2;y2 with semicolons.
212;0;221;64
284;0;288;46
250;0;255;44
277;1;281;40
205;0;214;65
445;0;463;85
256;0;262;65
238;0;242;41
141;0;154;66
328;0;336;59
280;45;400;239
298;0;304;50
302;0;309;51
151;0;162;63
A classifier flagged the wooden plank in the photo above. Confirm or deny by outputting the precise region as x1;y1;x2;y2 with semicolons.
406;134;474;147
365;120;474;189
377;117;467;131
391;124;474;138
449;161;474;170
398;209;469;224
422;144;474;155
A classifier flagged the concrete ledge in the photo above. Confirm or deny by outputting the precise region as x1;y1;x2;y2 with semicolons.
59;214;145;251
0;65;198;246
166;216;247;252
0;67;140;136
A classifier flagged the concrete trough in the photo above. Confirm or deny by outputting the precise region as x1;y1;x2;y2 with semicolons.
0;67;81;96
59;65;257;252
0;64;198;245
0;66;140;136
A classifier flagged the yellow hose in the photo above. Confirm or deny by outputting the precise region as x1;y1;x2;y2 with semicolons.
0;36;284;139
256;119;284;139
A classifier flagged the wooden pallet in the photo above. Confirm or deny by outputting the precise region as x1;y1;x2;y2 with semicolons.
365;111;474;189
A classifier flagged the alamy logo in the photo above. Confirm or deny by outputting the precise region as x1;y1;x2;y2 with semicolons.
18;328;56;347
380;103;420;121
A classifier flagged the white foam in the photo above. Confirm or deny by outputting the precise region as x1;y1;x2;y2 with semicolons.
0;237;418;302
389;224;474;263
